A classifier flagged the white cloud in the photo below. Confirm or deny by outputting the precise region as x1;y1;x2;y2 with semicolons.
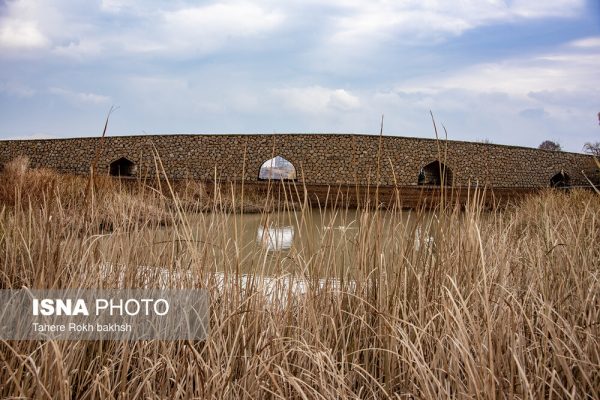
326;0;584;47
152;2;284;55
165;2;283;36
519;108;548;119
569;36;600;48
53;39;104;59
49;87;111;104
509;0;583;18
0;1;286;59
66;1;286;58
100;0;136;13
0;18;48;49
71;1;283;58
0;0;77;55
356;40;600;149
1;0;585;61
402;47;600;98
0;81;36;97
274;86;360;114
0;0;585;61
302;0;587;76
1;133;58;140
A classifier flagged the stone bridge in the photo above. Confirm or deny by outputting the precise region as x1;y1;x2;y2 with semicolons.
0;134;595;190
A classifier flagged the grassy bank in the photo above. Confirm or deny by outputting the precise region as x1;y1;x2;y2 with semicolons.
0;160;598;399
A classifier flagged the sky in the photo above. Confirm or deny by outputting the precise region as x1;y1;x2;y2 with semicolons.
0;0;599;152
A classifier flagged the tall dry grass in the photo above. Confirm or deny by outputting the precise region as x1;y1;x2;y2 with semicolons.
0;160;598;399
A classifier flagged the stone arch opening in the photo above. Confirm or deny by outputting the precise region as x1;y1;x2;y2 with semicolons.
550;171;569;188
109;157;136;177
418;160;453;186
258;156;296;180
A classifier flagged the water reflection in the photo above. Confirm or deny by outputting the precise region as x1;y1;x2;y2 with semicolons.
256;225;294;251
94;208;439;277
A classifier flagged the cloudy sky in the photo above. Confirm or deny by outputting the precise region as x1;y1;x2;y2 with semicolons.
0;0;599;152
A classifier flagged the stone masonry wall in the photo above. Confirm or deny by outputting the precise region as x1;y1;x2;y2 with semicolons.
0;134;596;188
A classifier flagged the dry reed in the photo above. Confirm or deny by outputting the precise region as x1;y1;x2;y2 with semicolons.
0;159;598;399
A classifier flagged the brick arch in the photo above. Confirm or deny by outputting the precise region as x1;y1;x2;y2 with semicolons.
418;160;453;186
550;170;570;188
109;157;137;177
258;155;297;180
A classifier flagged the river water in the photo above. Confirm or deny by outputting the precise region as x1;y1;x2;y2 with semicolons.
95;207;437;287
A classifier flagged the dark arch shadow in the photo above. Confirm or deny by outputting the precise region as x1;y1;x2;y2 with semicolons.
109;157;136;177
550;171;570;188
418;160;453;186
258;156;296;180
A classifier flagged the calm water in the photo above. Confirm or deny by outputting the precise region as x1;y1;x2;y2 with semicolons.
97;208;437;279
188;208;436;275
